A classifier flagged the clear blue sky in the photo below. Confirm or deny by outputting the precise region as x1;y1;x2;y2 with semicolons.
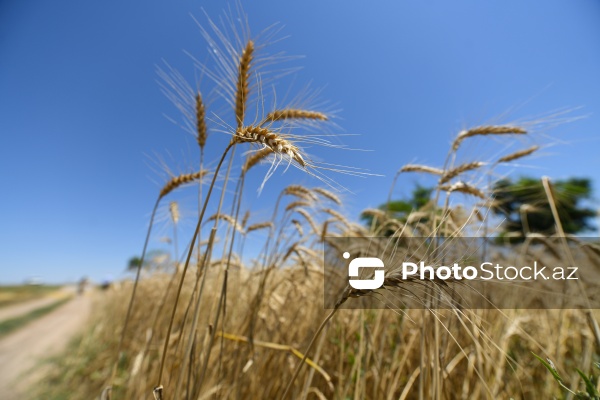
1;1;600;284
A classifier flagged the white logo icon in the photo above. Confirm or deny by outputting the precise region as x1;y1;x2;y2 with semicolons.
345;252;385;290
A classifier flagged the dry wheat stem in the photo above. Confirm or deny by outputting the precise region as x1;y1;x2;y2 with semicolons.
541;177;600;349
195;150;248;395
109;197;160;390
281;307;339;400
156;143;233;388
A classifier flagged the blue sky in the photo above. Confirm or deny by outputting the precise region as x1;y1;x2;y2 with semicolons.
1;1;600;284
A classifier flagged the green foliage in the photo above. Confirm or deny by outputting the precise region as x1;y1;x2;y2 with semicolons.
361;185;433;236
127;256;142;271
492;177;596;240
533;352;600;399
127;249;171;272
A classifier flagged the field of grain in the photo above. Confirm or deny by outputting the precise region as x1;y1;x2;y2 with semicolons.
32;6;600;400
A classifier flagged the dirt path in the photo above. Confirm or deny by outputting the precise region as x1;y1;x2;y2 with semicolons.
0;291;93;400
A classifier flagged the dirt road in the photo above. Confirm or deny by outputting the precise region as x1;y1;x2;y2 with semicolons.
0;289;92;400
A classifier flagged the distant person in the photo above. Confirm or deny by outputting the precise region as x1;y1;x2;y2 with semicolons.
77;277;89;295
100;275;113;291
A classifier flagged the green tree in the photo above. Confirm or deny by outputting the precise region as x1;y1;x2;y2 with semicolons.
492;177;596;238
127;256;142;271
362;185;433;235
126;250;171;272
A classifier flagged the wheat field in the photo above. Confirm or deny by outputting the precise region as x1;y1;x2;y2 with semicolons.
32;6;600;400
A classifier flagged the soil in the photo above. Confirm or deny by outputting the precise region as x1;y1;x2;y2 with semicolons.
0;288;92;400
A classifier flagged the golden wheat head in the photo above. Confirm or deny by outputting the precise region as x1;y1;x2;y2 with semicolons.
159;170;208;199
452;125;527;151
233;126;306;167
235;40;255;127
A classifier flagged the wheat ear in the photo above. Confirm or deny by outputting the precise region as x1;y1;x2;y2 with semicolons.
246;221;273;233
235;40;254;127
169;201;180;224
264;109;328;123
160;170;208;199
283;185;317;201
452;125;526;151
285;201;312;212
439;161;485;184
439;181;486;199
195;92;207;150
313;187;341;205
233;126;307;167
497;145;539;163
399;164;444;175
242;147;274;173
